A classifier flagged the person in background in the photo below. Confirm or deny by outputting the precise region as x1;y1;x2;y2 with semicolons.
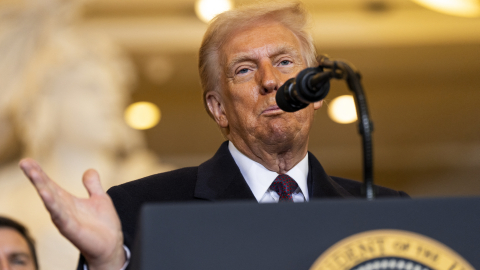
0;216;38;270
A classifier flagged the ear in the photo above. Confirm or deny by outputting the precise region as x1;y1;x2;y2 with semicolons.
313;100;323;110
206;91;229;128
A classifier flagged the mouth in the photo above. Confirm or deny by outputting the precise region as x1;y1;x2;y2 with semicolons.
261;105;283;116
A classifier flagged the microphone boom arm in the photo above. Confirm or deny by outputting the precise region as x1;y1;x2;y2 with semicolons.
319;57;376;200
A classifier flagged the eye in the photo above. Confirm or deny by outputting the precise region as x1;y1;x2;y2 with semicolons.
10;254;30;266
11;258;28;265
237;68;249;74
279;60;292;66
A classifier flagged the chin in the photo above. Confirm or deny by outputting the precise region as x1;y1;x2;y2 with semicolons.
270;117;310;140
262;125;297;146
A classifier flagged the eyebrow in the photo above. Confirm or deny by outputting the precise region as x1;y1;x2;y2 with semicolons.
226;44;303;72
10;252;31;258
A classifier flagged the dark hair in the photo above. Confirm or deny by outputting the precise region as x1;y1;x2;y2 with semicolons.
0;216;39;270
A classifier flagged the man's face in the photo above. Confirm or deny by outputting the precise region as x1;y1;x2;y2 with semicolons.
0;228;35;270
207;21;321;148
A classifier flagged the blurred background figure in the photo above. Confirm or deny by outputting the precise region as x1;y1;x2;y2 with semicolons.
0;216;38;270
0;0;174;269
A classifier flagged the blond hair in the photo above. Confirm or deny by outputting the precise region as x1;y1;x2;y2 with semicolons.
198;1;317;118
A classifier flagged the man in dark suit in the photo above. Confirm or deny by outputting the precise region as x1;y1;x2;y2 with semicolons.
19;2;407;270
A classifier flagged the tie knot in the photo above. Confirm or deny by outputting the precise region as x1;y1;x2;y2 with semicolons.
270;174;298;202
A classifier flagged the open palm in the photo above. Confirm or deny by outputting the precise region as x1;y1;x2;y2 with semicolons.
19;158;125;270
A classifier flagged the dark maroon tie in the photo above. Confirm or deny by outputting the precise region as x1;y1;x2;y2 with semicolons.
269;174;298;202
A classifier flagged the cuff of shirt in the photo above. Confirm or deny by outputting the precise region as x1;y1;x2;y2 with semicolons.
83;245;131;270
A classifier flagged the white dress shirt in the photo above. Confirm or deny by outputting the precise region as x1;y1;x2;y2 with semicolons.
90;141;310;270
228;141;309;203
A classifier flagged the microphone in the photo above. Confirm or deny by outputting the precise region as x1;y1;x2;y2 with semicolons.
276;67;332;112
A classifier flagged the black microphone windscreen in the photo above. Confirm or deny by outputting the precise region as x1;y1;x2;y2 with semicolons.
276;78;308;113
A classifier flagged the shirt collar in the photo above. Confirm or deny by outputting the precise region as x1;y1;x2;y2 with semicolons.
228;141;309;202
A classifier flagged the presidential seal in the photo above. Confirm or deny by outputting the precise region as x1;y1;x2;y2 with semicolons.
309;230;474;270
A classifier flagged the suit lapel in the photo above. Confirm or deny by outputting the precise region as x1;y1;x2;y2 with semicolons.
194;142;352;201
194;141;256;201
308;152;355;199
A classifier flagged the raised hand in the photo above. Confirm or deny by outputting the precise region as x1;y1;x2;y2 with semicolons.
19;158;126;270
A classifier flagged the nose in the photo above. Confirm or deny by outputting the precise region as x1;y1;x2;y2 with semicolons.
258;61;280;95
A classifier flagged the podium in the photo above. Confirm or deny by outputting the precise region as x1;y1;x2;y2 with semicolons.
130;197;480;270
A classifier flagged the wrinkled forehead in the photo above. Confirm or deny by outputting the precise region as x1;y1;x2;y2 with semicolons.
218;20;304;70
